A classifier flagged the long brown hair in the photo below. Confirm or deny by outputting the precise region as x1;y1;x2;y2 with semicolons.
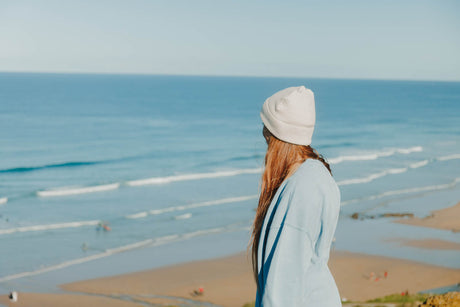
250;126;332;286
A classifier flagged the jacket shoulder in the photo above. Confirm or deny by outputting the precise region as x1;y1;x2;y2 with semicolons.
282;159;340;216
288;158;337;192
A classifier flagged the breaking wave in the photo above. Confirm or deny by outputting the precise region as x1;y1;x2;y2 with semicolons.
337;159;431;186
37;183;120;197
126;168;262;186
0;223;250;283
126;195;258;219
0;220;101;235
174;213;192;220
337;168;408;186
341;177;460;206
328;146;423;164
437;154;460;161
409;159;429;168
14;150;460;200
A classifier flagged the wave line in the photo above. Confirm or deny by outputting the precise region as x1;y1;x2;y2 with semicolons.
0;220;101;235
337;158;431;186
409;159;429;168
174;213;192;220
126;168;262;186
37;183;120;197
341;177;460;206
437;154;460;161
328;146;423;164
337;167;408;186
126;195;258;219
0;224;249;283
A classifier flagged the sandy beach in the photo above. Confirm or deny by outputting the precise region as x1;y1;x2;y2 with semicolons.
394;201;460;232
2;201;459;307
0;293;139;307
1;249;460;307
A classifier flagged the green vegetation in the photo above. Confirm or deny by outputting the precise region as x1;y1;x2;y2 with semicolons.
366;292;430;305
243;293;433;307
341;292;432;306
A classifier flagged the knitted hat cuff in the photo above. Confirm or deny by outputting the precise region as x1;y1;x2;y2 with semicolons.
260;104;314;146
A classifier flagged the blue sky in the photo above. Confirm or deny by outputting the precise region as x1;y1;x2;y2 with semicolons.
0;0;459;81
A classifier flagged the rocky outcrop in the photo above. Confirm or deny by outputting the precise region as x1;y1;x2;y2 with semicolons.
351;212;414;220
419;291;460;306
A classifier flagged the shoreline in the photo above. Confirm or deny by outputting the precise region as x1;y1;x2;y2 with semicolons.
394;201;460;232
385;238;460;250
2;198;459;307
2;250;460;307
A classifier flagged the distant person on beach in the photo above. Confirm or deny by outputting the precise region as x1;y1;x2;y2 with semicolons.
251;86;342;306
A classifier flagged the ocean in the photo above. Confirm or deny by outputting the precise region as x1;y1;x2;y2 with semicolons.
0;73;459;289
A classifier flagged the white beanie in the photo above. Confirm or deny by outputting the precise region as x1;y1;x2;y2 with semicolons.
260;86;315;146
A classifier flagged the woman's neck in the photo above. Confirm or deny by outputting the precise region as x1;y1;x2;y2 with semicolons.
285;158;309;180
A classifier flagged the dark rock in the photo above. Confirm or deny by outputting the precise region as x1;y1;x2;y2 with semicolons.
419;291;460;306
351;212;414;220
382;212;414;218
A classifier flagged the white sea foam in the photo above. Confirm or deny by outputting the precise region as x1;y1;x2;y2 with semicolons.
126;212;149;219
105;239;155;254
174;213;192;220
0;197;7;205
182;227;224;239
126;168;262;186
337;157;433;187
126;195;258;219
437;154;460;161
328;146;423;164
37;183;120;197
337;156;457;187
337;167;409;186
0;237;161;283
154;234;180;243
396;146;423;154
0;251;112;283
0;224;249;283
341;177;460;206
27;147;435;200
0;220;101;235
409;159;429;169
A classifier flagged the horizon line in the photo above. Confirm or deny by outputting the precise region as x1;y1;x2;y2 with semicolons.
1;70;459;83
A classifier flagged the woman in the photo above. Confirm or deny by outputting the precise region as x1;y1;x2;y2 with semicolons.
251;86;342;306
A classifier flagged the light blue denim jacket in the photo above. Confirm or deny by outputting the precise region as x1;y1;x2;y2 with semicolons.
256;159;342;307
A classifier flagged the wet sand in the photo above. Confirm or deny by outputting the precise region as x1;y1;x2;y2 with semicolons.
394;201;460;232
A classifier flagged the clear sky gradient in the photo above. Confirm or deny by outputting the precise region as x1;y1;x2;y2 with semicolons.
1;0;459;81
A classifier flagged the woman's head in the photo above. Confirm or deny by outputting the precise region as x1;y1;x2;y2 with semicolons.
251;87;331;287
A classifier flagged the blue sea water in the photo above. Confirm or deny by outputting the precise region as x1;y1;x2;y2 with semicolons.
0;73;459;289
